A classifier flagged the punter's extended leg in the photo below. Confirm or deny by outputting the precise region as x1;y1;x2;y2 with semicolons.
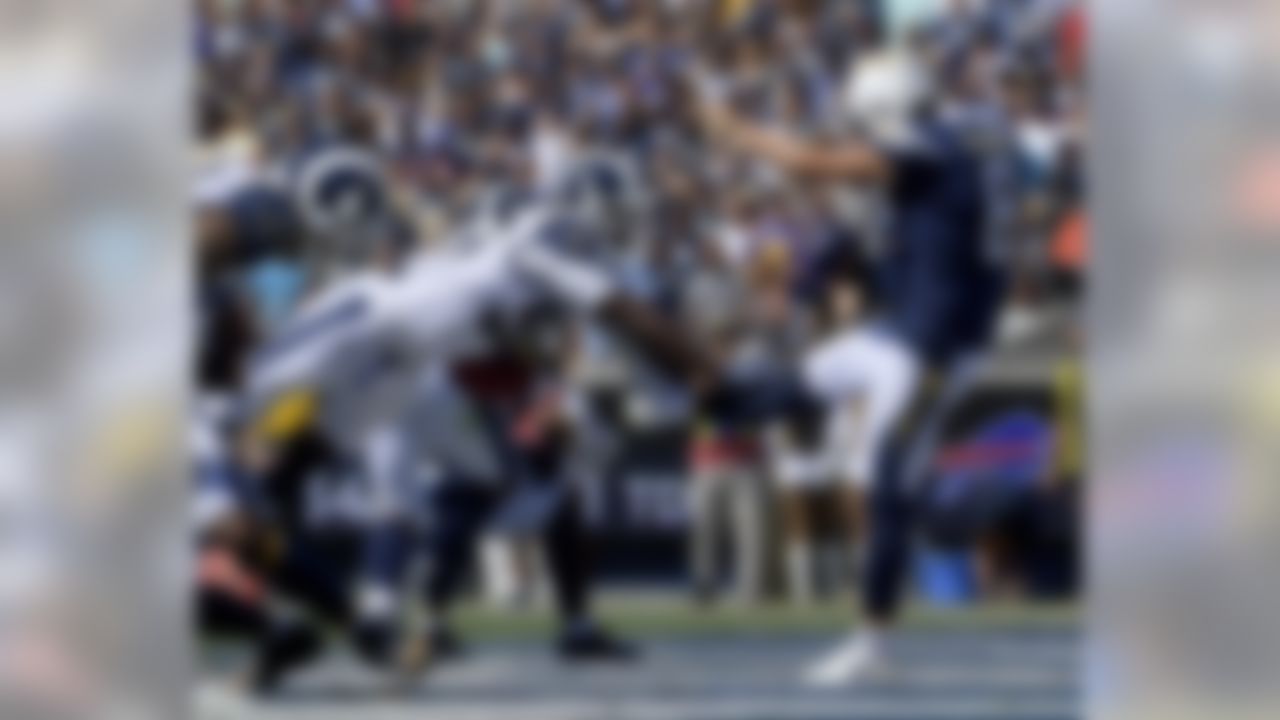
861;432;915;625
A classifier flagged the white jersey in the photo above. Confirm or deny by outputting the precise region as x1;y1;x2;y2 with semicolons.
247;243;507;445
242;204;568;442
241;204;615;522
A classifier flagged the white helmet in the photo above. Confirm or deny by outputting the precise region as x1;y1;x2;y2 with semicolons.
841;49;932;149
545;152;650;260
295;146;388;235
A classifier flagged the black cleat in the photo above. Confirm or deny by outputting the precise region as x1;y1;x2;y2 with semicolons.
425;626;467;663
246;622;323;695
556;627;639;663
352;621;398;668
356;621;440;683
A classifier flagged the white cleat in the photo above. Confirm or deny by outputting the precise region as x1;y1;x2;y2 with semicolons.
194;679;252;720
801;631;889;687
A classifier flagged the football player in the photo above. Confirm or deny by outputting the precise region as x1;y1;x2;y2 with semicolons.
368;325;637;669
511;49;1005;685
689;47;1006;684
209;156;650;691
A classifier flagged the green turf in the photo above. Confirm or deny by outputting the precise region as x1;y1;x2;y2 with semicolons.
200;593;1077;655
450;591;1078;640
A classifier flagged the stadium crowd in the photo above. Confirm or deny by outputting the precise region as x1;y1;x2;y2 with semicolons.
195;0;1085;676
196;0;1084;321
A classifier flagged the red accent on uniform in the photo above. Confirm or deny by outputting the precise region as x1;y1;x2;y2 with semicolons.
513;389;564;448
198;547;266;606
452;356;535;403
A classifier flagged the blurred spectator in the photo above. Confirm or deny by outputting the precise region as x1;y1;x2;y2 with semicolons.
682;251;769;605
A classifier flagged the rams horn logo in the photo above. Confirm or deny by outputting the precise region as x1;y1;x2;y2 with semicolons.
295;147;389;238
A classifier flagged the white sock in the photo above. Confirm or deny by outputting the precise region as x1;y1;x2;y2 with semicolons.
356;583;396;625
480;536;518;609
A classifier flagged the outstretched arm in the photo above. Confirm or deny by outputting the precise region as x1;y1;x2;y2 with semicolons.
700;101;890;183
597;295;722;395
511;239;722;393
513;236;830;431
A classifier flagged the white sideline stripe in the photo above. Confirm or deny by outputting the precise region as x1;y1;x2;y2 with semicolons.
281;658;1078;696
212;696;1077;720
421;669;1077;692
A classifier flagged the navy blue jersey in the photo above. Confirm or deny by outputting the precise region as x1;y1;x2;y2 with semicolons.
878;119;1003;368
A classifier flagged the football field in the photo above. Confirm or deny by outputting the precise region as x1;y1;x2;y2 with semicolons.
199;593;1079;720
